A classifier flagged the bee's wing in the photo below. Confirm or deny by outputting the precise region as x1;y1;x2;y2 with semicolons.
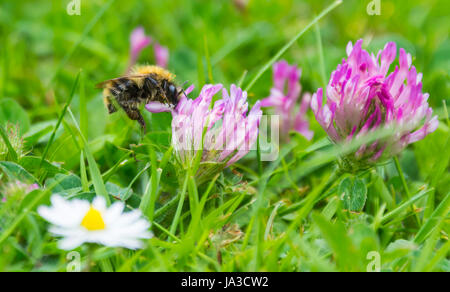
95;75;148;89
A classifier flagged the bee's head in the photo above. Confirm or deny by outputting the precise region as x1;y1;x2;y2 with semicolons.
163;80;190;109
165;83;179;106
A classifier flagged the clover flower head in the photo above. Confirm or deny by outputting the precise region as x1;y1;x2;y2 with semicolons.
261;60;313;140
38;196;152;250
311;39;438;172
1;181;38;203
128;27;169;72
171;84;262;185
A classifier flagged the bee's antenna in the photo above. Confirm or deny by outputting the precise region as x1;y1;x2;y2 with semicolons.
177;81;190;98
177;89;187;99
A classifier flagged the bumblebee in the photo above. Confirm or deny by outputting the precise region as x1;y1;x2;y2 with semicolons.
96;65;183;128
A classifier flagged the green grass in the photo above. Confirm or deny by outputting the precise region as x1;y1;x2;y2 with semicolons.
0;0;449;272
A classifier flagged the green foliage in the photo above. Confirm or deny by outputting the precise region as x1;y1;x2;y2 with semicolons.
0;161;38;184
0;99;30;134
339;176;367;212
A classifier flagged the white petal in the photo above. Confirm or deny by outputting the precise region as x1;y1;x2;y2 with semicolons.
92;196;107;213
58;236;87;250
38;197;89;228
103;202;125;225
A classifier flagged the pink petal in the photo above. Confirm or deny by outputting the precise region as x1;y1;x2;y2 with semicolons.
129;27;152;66
154;42;169;68
145;102;172;113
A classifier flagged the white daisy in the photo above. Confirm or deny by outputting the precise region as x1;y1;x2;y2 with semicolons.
38;195;152;250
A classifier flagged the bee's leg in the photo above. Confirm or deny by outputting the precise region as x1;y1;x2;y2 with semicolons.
103;96;117;114
137;112;147;133
130;148;142;163
124;108;147;132
128;144;142;163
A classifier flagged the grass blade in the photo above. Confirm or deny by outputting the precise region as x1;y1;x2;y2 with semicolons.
169;173;189;235
424;239;450;272
67;108;110;205
0;126;18;162
414;192;450;244
244;0;342;92
380;189;432;225
314;22;327;88
39;71;80;170
79;71;88;138
127;163;150;202
425;133;450;219
80;151;89;192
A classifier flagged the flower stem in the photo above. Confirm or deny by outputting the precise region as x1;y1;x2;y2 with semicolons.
393;156;411;199
393;156;420;225
169;172;189;236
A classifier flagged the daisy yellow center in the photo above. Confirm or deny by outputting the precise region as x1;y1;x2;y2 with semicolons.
81;206;106;231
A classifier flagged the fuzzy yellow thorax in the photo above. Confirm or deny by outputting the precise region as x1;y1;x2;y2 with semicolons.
132;65;175;81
